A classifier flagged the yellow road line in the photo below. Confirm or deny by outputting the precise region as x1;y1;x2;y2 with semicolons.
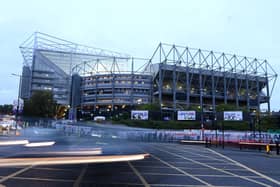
128;162;150;187
208;149;280;186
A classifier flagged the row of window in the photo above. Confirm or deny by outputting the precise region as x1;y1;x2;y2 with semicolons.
84;75;148;81
82;80;150;86
83;98;149;103
84;88;150;95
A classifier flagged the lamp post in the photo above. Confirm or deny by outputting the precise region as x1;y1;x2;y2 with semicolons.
11;73;22;133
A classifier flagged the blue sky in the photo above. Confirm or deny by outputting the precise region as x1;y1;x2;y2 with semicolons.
0;0;279;111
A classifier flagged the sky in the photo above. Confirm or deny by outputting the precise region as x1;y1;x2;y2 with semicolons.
0;0;279;110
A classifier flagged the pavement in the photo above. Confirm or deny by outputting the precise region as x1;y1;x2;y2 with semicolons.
0;124;279;187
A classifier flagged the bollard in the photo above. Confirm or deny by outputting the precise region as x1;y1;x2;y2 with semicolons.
205;137;208;148
266;144;270;154
276;142;279;155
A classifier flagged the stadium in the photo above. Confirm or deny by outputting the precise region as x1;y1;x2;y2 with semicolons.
19;32;277;120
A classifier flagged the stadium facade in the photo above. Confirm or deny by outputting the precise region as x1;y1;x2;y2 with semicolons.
19;32;277;120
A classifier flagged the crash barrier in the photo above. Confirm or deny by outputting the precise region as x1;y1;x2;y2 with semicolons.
181;138;280;155
239;141;280;155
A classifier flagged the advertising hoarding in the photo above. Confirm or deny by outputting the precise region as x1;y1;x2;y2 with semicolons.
177;111;196;120
224;111;243;121
131;110;149;120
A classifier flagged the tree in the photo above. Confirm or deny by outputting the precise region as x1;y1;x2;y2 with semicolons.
23;91;58;118
0;105;13;114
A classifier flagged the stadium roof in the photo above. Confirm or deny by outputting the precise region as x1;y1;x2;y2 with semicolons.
19;32;131;75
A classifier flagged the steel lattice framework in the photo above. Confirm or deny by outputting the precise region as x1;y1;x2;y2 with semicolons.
147;43;277;113
20;32;130;74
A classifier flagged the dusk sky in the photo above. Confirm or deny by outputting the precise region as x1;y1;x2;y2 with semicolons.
0;0;279;111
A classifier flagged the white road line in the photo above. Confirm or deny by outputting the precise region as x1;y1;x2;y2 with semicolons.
151;154;213;187
169;148;226;162
11;176;75;183
0;165;33;183
133;165;173;169
193;174;262;178
73;164;88;187
152;146;271;187
128;162;150;187
149;185;234;187
208;149;280;186
32;167;74;172
125;172;185;176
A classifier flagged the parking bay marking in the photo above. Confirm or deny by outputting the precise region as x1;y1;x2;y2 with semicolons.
0;165;34;184
151;145;271;187
128;162;150;187
150;154;214;186
208;148;280;187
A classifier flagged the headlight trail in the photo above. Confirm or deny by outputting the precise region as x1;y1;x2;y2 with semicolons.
12;149;103;156
0;153;150;167
24;141;55;147
0;140;29;146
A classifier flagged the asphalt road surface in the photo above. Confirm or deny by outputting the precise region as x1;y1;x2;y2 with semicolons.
0;125;279;187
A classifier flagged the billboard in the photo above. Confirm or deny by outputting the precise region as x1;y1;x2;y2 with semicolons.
131;110;149;120
224;111;243;121
177;111;196;120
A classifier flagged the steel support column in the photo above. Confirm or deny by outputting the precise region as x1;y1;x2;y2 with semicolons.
158;64;163;111
266;77;271;112
199;73;203;126
235;73;239;108
246;75;250;111
186;67;190;108
256;77;260;111
173;65;176;113
223;73;227;104
211;70;215;111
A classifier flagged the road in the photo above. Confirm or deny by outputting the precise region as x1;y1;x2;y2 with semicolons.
0;124;279;187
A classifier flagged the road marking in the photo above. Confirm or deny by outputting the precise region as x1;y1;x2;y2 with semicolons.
152;146;271;187
150;154;213;186
208;148;280;186
11;176;74;183
193;174;262;178
73;164;88;187
150;185;235;187
171;148;226;162
133;165;173;169
32;167;73;172
0;165;33;183
128;162;150;187
122;171;185;176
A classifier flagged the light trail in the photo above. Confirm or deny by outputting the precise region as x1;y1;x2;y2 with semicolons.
24;141;55;147
0;154;150;167
12;149;103;156
0;140;29;146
